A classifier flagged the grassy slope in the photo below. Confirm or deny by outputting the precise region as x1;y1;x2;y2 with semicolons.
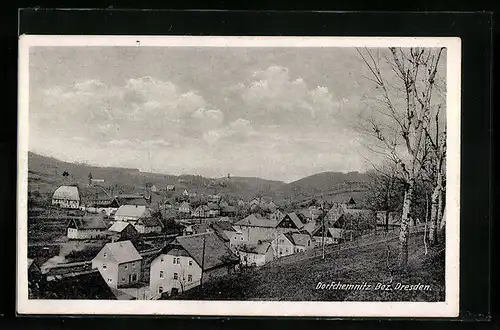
173;233;445;302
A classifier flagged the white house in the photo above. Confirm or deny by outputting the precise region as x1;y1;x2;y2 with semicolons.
92;240;143;289
149;232;239;298
66;215;107;240
113;205;150;223
238;242;275;267
52;186;80;209
271;231;313;257
134;217;163;234
178;202;192;214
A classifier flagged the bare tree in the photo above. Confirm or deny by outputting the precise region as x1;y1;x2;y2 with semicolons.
356;47;445;269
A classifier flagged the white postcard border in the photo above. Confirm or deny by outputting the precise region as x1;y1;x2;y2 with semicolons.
17;35;461;317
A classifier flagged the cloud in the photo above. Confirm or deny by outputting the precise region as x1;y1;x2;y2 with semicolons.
240;66;341;126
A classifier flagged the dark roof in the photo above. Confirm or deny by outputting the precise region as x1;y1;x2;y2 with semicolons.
186;223;212;235
115;195;148;206
175;232;239;270
68;216;107;230
40;271;117;300
331;196;356;204
138;217;163;228
235;214;278;228
211;221;236;232
207;202;220;210
108;221;134;233
238;242;272;255
279;212;304;229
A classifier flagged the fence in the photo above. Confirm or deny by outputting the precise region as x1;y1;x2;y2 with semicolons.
264;223;426;267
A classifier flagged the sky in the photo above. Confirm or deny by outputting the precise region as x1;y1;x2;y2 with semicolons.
28;46;446;183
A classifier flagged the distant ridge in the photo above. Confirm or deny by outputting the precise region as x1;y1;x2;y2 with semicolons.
27;152;370;205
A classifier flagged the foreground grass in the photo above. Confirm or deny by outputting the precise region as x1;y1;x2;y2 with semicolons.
171;233;445;302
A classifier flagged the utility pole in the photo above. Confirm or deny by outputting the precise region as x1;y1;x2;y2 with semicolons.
200;233;206;290
322;207;326;259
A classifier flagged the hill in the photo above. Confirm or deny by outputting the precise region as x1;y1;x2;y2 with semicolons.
27;152;371;205
27;152;286;201
169;232;445;302
273;171;371;206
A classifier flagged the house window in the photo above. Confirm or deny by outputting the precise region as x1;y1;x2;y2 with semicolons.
122;277;126;282
188;260;193;266
172;258;176;264
159;271;164;279
188;275;192;282
103;264;107;270
308;241;311;246
132;263;136;269
107;278;112;283
124;264;128;270
158;286;163;294
285;248;289;253
160;256;164;263
103;253;107;258
173;273;178;280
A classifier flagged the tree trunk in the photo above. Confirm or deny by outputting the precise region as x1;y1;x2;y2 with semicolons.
398;179;414;269
429;185;440;246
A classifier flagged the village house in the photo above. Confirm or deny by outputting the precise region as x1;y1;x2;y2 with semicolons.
311;226;346;246
134;217;163;234
113;205;151;223
52;186;80;209
66;215;108;240
238;242;275;267
182;190;189;197
149;232;239;298
234;214;279;243
107;221;139;242
220;205;237;217
114;194;149;207
277;212;306;231
166;184;175;192
178;201;192;214
237;199;246;207
331;196;356;209
271;231;313;257
192;205;210;218
376;211;401;229
208;194;222;203
182;223;212;236
270;209;285;222
207;202;220;217
150;185;158;193
92;240;143;289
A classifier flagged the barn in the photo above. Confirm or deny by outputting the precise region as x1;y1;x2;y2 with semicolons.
52;186;80;209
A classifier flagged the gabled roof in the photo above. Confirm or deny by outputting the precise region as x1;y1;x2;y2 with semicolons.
53;186;80;201
301;221;317;235
114;205;150;219
179;201;191;209
103;240;142;264
185;223;212;235
137;217;163;228
108;221;134;233
287;232;311;247
278;212;305;229
238;242;272;255
115;194;148;206
235;214;278;228
175;232;239;270
68;215;107;230
328;228;345;239
211;221;236;232
331;196;356;204
207;202;220;210
195;205;210;212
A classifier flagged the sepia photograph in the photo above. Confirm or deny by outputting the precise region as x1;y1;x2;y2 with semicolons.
17;36;461;317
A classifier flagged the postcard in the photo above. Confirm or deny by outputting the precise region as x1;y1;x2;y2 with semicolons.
17;35;460;317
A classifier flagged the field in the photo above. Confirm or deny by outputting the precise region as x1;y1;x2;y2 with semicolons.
172;232;445;302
